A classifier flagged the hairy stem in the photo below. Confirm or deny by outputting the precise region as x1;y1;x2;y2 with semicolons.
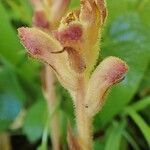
75;76;93;150
45;66;60;150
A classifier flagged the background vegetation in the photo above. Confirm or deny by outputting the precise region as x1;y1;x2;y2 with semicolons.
0;0;150;149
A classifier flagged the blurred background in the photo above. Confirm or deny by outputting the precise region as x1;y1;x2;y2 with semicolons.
0;0;150;149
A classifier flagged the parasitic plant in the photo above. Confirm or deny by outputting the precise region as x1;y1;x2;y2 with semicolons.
18;0;128;149
30;0;70;149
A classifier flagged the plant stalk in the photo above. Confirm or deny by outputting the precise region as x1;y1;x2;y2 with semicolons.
45;66;60;150
75;76;93;150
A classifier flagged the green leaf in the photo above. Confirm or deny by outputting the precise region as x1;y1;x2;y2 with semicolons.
23;100;47;142
138;66;150;97
37;145;47;150
0;57;26;100
137;0;150;27
129;97;150;112
123;130;140;150
94;141;105;150
0;1;41;96
19;0;32;24
0;65;25;132
127;108;150;146
104;121;126;150
0;92;22;132
4;0;32;24
0;1;41;98
0;2;22;65
70;0;80;9
107;0;150;28
95;12;150;127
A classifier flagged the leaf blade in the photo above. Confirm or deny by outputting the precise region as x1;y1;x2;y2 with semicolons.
105;121;126;150
127;108;150;146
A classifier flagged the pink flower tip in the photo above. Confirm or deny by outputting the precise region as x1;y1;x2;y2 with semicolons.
101;56;129;84
18;27;43;56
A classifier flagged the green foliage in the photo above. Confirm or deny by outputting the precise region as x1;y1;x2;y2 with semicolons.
0;2;22;64
105;121;126;150
123;131;140;150
70;0;80;9
0;58;25;132
0;0;149;149
128;96;150;111
126;108;150;146
23;100;47;142
95;11;150;127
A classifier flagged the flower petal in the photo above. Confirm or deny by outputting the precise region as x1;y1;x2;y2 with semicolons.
79;0;107;73
54;23;86;73
18;27;78;90
80;0;107;25
54;23;84;54
64;47;86;73
84;56;128;116
18;27;62;56
95;0;107;24
30;0;43;10
80;0;96;25
55;23;83;44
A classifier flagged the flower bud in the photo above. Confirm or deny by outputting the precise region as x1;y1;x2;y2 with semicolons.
18;27;78;90
84;56;128;116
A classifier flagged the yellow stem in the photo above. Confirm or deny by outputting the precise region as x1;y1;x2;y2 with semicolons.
75;76;93;150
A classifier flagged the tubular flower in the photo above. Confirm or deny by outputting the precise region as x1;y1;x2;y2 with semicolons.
31;0;70;29
84;56;128;116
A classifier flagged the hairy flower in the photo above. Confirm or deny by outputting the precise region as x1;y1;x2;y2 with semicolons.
85;56;128;116
18;0;109;90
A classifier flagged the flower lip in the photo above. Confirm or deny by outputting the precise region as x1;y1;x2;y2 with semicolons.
95;0;107;23
55;24;83;44
50;46;86;73
18;27;63;57
18;27;43;55
109;61;128;84
100;56;128;84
